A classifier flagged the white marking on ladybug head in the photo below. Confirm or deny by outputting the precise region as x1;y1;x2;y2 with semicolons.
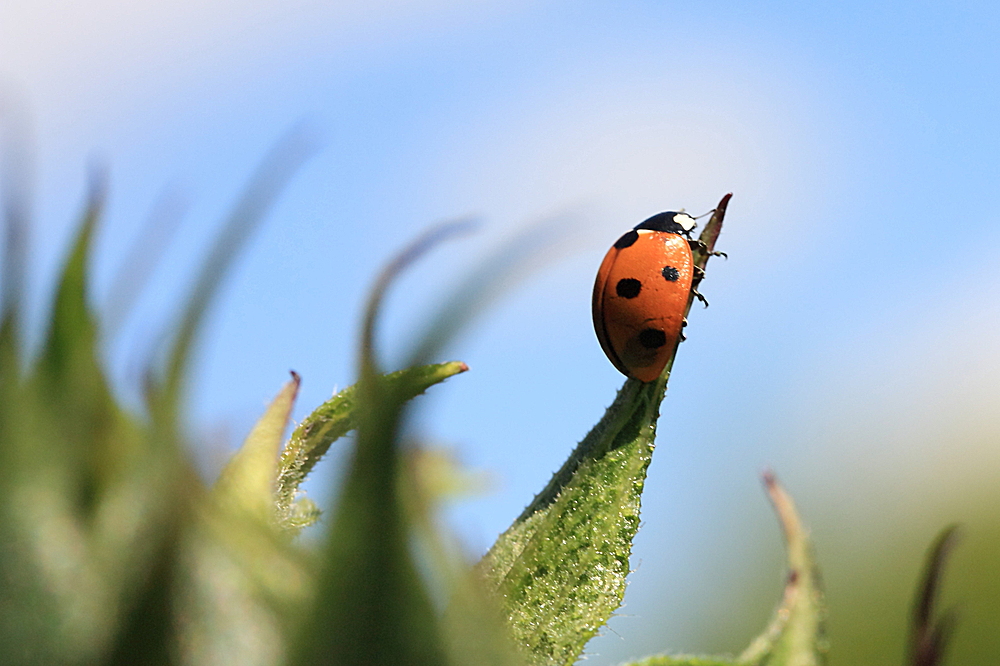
674;212;696;232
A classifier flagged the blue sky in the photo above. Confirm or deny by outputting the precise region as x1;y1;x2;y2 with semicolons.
4;1;1000;662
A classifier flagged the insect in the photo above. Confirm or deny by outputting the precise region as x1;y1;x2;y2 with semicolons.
592;211;702;382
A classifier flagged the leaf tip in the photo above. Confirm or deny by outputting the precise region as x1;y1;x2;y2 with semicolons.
761;467;776;489
760;469;807;546
909;524;961;666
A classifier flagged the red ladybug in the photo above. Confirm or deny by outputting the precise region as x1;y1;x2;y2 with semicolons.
592;211;697;382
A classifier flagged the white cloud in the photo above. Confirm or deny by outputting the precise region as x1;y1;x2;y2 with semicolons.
0;0;526;110
425;48;832;258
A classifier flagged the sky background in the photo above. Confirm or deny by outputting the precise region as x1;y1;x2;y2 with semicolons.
3;1;1000;663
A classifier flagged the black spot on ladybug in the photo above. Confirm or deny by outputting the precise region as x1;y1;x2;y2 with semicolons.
661;265;679;282
638;328;666;349
616;278;641;299
614;230;639;249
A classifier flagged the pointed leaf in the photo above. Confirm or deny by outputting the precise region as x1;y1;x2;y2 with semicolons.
275;361;468;532
478;196;731;666
29;176;148;483
154;127;316;423
0;174;192;662
214;372;300;522
907;525;959;666
104;187;187;339
736;472;826;666
27;175;145;486
480;377;663;666
37;175;103;384
291;222;473;666
0;98;32;370
622;657;736;666
403;449;524;666
404;214;571;367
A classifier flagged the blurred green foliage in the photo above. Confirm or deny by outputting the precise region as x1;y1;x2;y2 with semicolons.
0;133;961;666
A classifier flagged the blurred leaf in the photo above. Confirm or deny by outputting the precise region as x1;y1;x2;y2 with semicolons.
622;657;736;666
175;485;311;666
405;213;572;367
291;221;474;666
407;446;492;502
29;174;150;494
0;176;191;664
104;483;189;666
104;187;187;339
153;126;317;424
37;174;103;386
736;472;826;666
908;525;959;666
0;95;32;371
293;212;564;664
0;121;318;663
439;572;527;666
403;449;524;666
478;195;730;666
214;372;301;523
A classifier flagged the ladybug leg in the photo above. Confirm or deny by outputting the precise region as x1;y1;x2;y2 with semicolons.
691;267;709;307
679;318;688;342
687;238;727;258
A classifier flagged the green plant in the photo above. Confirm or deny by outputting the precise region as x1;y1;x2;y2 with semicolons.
0;132;955;666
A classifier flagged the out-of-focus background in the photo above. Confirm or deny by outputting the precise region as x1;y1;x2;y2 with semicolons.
3;1;998;663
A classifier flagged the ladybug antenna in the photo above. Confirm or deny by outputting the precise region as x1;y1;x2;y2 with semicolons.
682;209;716;236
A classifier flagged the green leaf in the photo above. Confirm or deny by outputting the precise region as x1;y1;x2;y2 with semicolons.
907;525;959;666
480;377;664;665
0;134;315;664
173;483;311;666
104;500;187;666
214;372;301;522
29;175;152;489
0;100;31;374
736;472;827;666
103;189;187;339
0;175;191;664
26;175;150;491
478;196;731;666
291;221;475;666
37;175;103;386
404;449;524;666
622;657;736;666
404;214;567;367
275;361;469;533
153;127;316;425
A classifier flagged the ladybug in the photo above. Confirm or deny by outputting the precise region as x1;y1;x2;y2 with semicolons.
592;211;701;382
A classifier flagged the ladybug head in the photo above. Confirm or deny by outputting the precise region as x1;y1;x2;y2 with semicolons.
634;211;697;236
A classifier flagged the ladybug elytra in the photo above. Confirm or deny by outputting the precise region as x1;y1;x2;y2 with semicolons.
592;211;697;382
